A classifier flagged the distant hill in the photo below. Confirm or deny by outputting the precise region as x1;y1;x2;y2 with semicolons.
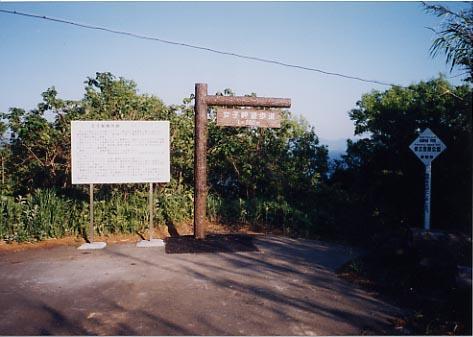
328;150;345;161
319;138;347;152
319;138;348;161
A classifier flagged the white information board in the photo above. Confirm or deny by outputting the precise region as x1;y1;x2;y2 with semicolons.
71;121;170;184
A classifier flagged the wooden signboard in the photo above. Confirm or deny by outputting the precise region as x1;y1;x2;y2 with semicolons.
193;83;291;239
216;108;281;128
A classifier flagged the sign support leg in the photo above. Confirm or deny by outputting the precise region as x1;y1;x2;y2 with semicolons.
149;182;154;240
424;163;432;231
78;183;106;249
89;183;94;243
136;182;164;248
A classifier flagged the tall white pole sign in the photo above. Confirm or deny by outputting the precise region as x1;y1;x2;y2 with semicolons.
409;128;446;230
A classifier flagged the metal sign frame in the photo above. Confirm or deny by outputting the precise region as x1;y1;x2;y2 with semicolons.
71;120;170;246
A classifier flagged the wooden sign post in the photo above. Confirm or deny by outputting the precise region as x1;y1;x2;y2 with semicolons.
194;83;291;239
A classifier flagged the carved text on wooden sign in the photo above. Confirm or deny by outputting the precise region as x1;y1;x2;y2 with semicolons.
216;108;281;128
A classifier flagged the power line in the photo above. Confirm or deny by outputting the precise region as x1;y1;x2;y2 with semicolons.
0;8;397;87
447;71;470;79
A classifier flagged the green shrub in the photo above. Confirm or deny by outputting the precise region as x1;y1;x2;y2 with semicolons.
0;189;87;242
0;182;199;243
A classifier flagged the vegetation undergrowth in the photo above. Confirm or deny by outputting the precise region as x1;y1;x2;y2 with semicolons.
338;234;472;335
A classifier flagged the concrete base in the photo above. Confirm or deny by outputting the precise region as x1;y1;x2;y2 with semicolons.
78;242;107;250
136;239;165;248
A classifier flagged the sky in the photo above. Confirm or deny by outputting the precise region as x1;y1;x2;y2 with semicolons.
0;1;468;149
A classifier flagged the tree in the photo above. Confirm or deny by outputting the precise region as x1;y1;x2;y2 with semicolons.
206;90;329;234
83;72;168;120
1;89;82;191
1;73;170;193
425;3;473;82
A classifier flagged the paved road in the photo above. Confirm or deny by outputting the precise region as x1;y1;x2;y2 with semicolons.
0;235;404;335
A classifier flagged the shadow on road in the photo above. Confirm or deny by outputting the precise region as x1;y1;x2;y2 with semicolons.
0;235;403;335
164;234;259;254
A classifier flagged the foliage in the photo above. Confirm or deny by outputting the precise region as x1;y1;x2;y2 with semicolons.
0;73;331;242
0;186;197;242
202;90;330;237
425;3;473;82
2;72;469;245
0;73;170;193
0;189;86;242
208;103;328;210
157;179;194;226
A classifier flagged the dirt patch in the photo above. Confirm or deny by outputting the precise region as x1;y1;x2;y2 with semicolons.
0;233;141;253
0;236;83;253
165;233;259;254
170;220;262;236
0;221;260;254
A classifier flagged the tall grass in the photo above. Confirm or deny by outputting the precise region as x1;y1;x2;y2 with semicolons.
205;194;313;236
157;181;194;226
0;190;87;242
94;190;149;235
0;184;197;243
1;184;316;243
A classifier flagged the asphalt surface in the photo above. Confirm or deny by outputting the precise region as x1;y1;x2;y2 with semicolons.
0;235;405;335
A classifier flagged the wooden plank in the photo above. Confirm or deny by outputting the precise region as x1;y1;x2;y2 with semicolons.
206;95;290;108
216;108;281;128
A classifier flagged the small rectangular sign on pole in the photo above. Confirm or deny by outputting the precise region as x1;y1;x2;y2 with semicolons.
216;108;281;128
409;128;446;231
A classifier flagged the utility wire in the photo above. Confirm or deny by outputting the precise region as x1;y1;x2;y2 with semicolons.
446;71;470;79
0;8;398;87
